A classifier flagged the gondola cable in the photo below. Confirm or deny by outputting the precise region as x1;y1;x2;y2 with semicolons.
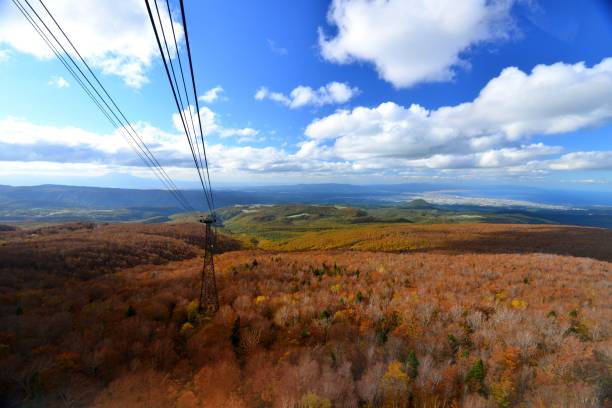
14;0;195;212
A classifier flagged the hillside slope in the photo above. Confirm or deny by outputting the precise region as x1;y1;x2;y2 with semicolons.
0;222;241;281
263;223;612;262
0;222;610;407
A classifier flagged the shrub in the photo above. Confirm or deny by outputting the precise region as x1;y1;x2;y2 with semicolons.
490;378;514;408
596;375;612;406
448;334;460;355
406;351;419;379
230;317;244;365
466;359;486;393
300;392;332;408
56;351;81;372
376;311;401;344
186;300;200;322
320;309;332;321
180;322;194;336
125;305;136;317
381;361;409;405
565;320;591;341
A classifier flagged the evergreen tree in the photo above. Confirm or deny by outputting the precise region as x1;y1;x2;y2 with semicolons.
466;358;486;393
406;351;419;379
126;305;136;317
230;316;244;365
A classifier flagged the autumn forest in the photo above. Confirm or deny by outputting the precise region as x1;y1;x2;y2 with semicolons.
0;221;610;407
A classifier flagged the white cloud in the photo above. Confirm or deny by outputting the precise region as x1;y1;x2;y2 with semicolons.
48;76;70;88
0;0;182;88
219;127;258;138
172;105;216;137
0;160;201;184
198;86;224;103
435;59;612;139
255;82;359;108
319;0;517;88
0;116;194;167
0;117;128;154
0;115;355;182
255;87;290;105
566;179;610;185
172;105;258;139
1;114;611;185
237;135;266;144
2;56;612;183
407;144;563;169
548;151;612;170
305;58;612;167
267;39;288;56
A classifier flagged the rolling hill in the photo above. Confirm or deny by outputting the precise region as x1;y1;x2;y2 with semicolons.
2;184;612;228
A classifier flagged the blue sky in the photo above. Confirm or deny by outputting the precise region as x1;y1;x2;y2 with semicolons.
0;0;611;190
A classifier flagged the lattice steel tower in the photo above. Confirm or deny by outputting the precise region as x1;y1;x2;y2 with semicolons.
199;216;219;313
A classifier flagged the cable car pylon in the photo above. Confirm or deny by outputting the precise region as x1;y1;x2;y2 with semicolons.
198;215;219;313
144;0;219;314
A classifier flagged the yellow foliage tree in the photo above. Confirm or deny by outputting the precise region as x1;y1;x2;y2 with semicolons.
300;392;332;408
381;361;409;407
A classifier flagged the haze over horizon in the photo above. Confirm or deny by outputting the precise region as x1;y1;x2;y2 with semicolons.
1;0;612;191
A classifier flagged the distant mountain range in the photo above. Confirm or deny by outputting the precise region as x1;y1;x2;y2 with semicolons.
2;183;611;208
0;183;610;227
0;183;407;211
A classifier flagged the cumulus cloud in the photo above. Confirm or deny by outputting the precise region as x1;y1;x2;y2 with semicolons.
219;127;258;138
172;105;258;139
254;87;290;105
198;86;224;103
547;151;612;170
0;160;202;184
0;113;361;183
0;116;347;184
172;105;217;137
305;58;612;167
48;76;70;88
407;144;563;169
255;82;359;108
0;117;128;154
319;0;517;87
0;116;199;167
2;57;612;183
0;0;182;88
1;113;611;185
